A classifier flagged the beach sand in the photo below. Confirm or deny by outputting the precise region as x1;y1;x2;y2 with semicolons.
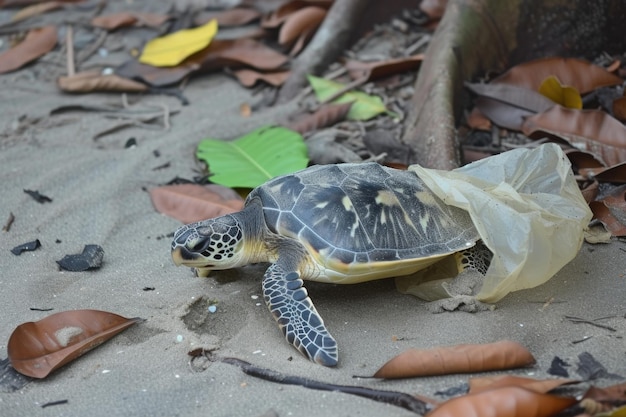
1;39;625;417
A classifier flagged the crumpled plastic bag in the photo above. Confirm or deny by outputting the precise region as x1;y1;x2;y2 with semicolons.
396;143;593;303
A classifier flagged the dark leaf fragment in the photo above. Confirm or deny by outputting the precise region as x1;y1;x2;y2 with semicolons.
10;239;41;255
548;356;570;377
0;358;31;393
576;352;622;380
56;244;104;271
23;189;52;203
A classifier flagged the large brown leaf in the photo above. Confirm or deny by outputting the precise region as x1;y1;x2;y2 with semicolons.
261;0;332;28
8;310;141;378
149;183;244;223
344;54;424;82
0;25;57;74
468;375;579;394
426;386;576;417
493;57;622;94
522;106;626;166
373;340;535;379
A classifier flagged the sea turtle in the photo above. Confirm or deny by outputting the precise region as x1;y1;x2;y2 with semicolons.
171;162;490;366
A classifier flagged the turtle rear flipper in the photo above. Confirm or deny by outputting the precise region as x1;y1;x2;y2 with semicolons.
262;264;338;367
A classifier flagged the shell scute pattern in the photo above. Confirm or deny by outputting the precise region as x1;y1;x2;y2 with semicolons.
249;162;478;265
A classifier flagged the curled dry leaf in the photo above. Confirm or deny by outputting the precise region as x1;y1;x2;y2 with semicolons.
211;7;261;26
91;12;170;30
426;386;577;417
232;68;290;87
344;54;424;82
468;375;579;395
613;96;626;122
8;310;142;378
564;149;606;171
590;186;626;237
287;101;354;134
150;183;244;223
373;340;535;379
522;106;626;166
493;57;622;94
261;0;332;28
57;70;148;93
278;6;326;46
0;25;57;74
580;162;626;183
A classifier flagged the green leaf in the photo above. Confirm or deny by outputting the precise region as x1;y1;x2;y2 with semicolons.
197;126;308;188
307;75;396;120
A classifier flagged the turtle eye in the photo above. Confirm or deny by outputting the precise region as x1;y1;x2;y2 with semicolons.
188;237;211;254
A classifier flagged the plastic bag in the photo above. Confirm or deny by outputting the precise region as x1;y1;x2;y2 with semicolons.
396;143;592;303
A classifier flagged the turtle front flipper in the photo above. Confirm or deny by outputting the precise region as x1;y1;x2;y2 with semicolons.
262;263;338;367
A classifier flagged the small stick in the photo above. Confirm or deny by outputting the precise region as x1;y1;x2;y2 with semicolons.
66;25;75;76
2;212;15;232
565;315;616;332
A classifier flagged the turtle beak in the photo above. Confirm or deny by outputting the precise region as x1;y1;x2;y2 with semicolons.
171;247;185;266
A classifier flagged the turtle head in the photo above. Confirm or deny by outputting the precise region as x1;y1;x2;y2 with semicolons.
171;213;248;276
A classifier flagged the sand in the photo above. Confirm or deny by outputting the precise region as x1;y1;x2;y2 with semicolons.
1;27;626;417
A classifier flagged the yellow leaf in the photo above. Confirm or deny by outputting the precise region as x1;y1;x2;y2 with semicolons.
538;75;582;109
139;19;218;67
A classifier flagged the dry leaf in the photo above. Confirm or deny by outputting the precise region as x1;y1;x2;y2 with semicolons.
232;68;290;87
150;183;244;223
91;12;169;30
493;57;622;94
466;107;491;131
344;54;424;81
466;82;554;130
287;102;353;134
426;386;576;417
211;7;261;26
261;0;332;28
10;1;64;22
373;340;535;379
0;25;57;74
522;106;626;166
538;75;582;109
278;6;326;46
8;310;141;378
580;162;626;183
57;70;148;92
613;96;626;122
469;375;579;394
590;186;626;237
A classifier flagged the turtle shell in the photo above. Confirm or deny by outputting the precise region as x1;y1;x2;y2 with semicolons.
248;162;480;280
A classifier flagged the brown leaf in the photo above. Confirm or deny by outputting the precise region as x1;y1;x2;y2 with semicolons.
232;68;290;87
565;149;606;171
278;6;326;46
373;340;535;379
465;107;491;131
91;12;169;30
150;183;244;223
469;375;579;395
583;381;626;402
345;54;424;82
590;186;626;237
212;7;261;26
493;57;622;94
0;25;57;74
261;0;332;28
10;1;64;22
612;96;626;122
8;310;141;378
426;386;576;417
57;70;148;92
287;102;353;134
580;162;626;183
466;82;554;130
522;106;626;166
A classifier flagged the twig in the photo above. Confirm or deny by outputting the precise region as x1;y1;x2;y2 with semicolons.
220;357;429;414
565;315;616;332
2;212;15;232
65;25;75;76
